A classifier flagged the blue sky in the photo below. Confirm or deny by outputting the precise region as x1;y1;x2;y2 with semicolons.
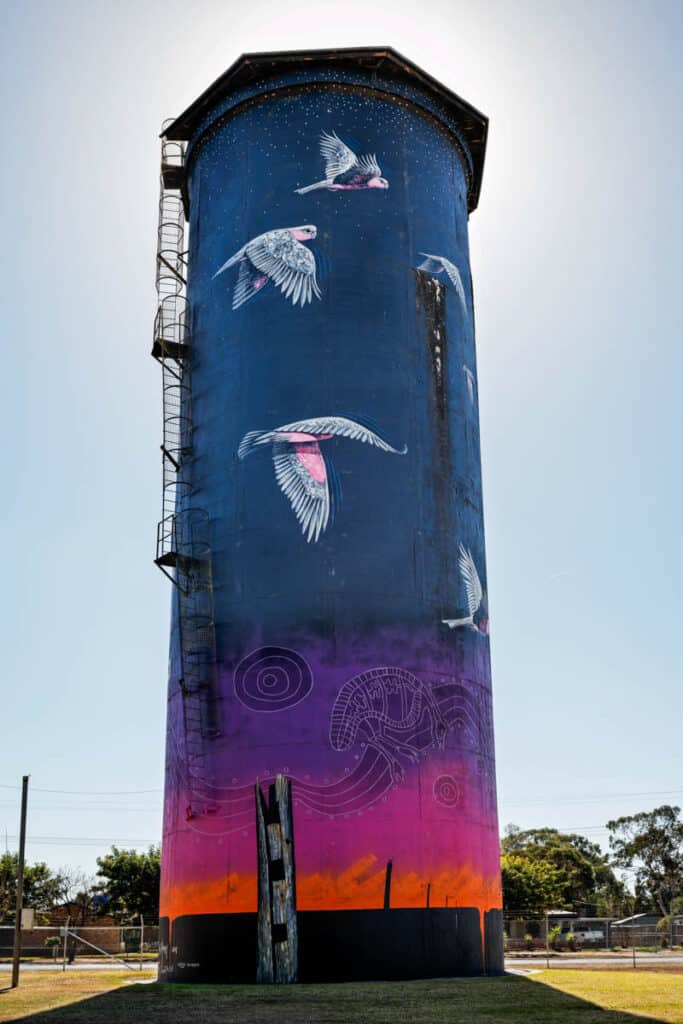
1;0;681;882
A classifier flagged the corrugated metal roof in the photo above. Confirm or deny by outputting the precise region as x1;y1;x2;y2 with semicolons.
611;913;660;925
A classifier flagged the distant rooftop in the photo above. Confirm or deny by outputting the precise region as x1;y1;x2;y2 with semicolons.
162;47;488;212
612;913;661;926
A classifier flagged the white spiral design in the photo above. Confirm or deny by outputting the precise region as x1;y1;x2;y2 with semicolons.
234;646;313;713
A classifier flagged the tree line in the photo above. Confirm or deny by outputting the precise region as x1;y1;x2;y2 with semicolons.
0;845;161;924
1;804;681;925
501;804;683;919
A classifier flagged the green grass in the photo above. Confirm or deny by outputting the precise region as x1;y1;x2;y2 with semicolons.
0;969;681;1023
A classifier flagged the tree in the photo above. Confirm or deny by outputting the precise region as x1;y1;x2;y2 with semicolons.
95;846;161;922
607;805;683;917
59;869;98;925
501;825;625;915
501;853;564;915
0;854;67;923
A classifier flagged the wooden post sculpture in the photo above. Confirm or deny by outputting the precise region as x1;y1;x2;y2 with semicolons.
256;775;298;983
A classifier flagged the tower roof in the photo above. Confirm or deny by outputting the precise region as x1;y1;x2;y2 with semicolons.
162;47;488;211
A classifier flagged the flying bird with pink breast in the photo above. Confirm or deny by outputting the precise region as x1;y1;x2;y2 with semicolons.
418;253;468;318
295;131;389;194
238;416;407;543
213;226;321;309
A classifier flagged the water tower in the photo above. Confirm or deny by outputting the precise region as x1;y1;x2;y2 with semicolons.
152;47;501;982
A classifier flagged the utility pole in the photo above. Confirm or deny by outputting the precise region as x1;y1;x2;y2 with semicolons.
62;915;70;972
11;775;29;989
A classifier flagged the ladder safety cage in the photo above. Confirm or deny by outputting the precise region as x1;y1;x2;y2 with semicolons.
152;122;220;806
153;123;194;566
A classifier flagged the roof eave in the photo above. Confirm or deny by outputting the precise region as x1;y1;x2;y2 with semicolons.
162;46;487;141
160;47;488;211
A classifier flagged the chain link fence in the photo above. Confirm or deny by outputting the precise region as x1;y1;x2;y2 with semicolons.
504;917;683;965
0;925;159;964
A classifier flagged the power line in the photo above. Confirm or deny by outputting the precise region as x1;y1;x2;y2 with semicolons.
0;784;161;795
502;788;683;807
0;803;161;813
5;834;159;846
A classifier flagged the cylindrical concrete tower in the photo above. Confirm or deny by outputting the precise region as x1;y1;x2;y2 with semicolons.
154;47;501;982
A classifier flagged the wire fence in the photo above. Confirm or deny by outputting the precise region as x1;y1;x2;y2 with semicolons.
0;925;159;964
504;919;683;965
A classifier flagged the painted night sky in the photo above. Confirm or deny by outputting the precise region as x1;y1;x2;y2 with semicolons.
160;69;501;931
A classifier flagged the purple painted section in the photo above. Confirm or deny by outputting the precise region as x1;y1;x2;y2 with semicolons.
162;626;499;917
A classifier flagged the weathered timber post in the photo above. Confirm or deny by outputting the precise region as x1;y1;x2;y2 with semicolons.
256;775;298;983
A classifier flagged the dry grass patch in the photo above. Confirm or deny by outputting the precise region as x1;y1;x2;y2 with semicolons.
0;970;156;1023
533;969;683;1023
0;969;680;1023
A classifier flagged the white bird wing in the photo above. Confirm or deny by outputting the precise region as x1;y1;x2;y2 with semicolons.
319;131;358;179
276;416;407;454
419;253;468;317
272;441;330;543
418;254;445;275
458;544;483;617
232;259;264;309
356;153;382;178
463;364;474;403
440;257;468;317
213;244;245;279
245;231;321;307
237;429;274;459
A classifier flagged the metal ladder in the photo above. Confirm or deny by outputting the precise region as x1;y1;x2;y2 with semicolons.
152;122;219;817
153;123;192;568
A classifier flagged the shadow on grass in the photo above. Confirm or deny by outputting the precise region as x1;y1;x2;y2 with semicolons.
0;973;678;1024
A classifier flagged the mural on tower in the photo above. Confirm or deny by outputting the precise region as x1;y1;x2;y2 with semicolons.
238;416;407;542
416;253;469;318
294;130;390;194
157;49;500;982
213;225;321;309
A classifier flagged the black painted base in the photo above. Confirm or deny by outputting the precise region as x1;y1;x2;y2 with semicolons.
159;908;504;982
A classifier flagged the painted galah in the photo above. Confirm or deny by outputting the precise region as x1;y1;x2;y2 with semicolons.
238;416;407;543
418;253;468;318
213;226;321;309
295;131;389;194
442;544;489;635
